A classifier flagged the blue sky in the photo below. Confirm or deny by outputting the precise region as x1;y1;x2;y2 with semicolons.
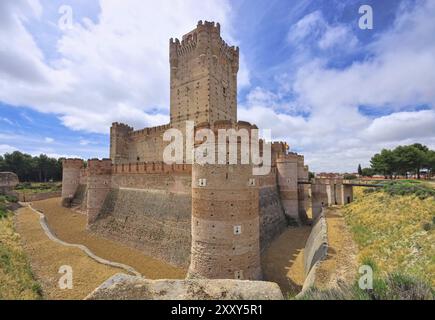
0;0;434;171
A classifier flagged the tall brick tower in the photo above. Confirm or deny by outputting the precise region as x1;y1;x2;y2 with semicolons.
188;123;262;280
169;21;239;127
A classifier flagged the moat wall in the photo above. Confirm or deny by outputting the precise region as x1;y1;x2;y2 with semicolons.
90;187;192;267
87;170;287;269
259;186;287;251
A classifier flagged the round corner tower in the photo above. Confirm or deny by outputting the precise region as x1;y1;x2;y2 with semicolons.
188;122;261;280
86;158;112;225
276;153;299;223
189;163;261;280
61;158;84;203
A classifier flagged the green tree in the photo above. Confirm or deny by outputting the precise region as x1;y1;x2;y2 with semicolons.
358;164;362;175
1;151;63;182
361;167;375;177
370;149;396;179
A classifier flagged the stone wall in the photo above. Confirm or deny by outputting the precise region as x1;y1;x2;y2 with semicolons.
90;187;192;267
299;210;328;294
111;169;191;193
259;186;287;251
0;172;19;194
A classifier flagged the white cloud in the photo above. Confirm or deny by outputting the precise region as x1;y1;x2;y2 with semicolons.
0;0;245;133
362;110;435;142
287;10;358;51
0;118;13;125
0;144;16;154
44;137;54;143
239;1;435;172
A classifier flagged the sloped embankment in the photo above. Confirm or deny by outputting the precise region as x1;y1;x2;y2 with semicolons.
342;186;435;287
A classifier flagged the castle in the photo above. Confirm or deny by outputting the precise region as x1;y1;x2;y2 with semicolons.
61;21;353;280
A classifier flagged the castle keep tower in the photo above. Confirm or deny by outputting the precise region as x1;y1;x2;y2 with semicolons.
169;21;239;127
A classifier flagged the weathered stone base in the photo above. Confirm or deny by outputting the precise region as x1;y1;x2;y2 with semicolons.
86;273;284;300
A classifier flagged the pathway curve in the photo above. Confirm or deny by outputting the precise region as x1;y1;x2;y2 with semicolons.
27;204;141;276
14;206;123;299
30;198;186;279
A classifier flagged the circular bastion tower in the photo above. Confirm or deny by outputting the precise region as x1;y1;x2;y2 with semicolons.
86;159;112;225
276;153;300;224
188;122;262;280
61;159;84;205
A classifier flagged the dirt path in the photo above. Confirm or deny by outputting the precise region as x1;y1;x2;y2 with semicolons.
262;226;311;297
314;207;358;289
14;207;122;300
30;198;186;279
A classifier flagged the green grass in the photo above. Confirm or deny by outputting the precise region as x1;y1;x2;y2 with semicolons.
15;182;61;194
0;200;42;299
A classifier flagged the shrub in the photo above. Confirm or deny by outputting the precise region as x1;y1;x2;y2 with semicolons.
421;221;432;231
298;273;433;300
0;206;8;219
344;174;357;180
382;181;435;199
363;188;378;194
15;182;31;190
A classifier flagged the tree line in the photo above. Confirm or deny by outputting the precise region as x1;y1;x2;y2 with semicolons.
358;143;435;179
0;151;63;182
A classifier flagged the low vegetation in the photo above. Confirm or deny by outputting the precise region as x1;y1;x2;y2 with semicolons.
364;180;435;199
0;196;42;299
300;182;434;300
343;185;434;289
299;272;433;300
15;182;62;194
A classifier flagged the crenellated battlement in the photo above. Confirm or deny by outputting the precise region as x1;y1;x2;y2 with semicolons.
111;122;133;132
128;123;171;138
112;162;192;175
87;158;112;175
62;158;85;169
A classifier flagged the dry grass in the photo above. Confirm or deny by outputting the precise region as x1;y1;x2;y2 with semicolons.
31;198;186;279
342;187;435;286
314;207;358;289
14;207;123;300
0;210;41;300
